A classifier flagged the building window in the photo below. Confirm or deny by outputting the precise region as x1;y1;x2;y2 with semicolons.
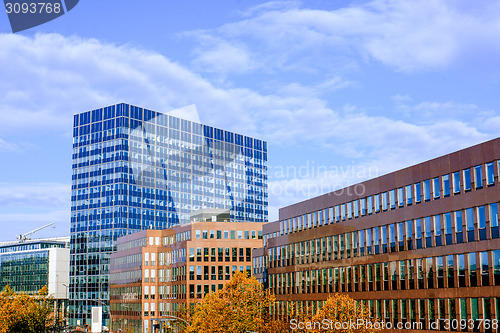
480;251;489;286
455;210;463;244
464;168;472;191
443;174;450;197
453;171;460;194
375;195;380;213
389;190;396;210
469;253;477;287
406;220;413;250
493;249;500;285
414;182;422;203
360;198;366;216
397;222;404;251
373;228;380;254
389;224;396;252
381;226;388;254
486;162;495;185
478;206;487;241
423;180;431;201
382;192;388;211
397;187;404;207
490;203;499;239
471;298;479;320
366;229;372;255
424;217;432;248
444;213;452;245
406;185;412;206
475;165;483;189
415;219;422;249
466;208;475;242
460;298;467;320
434;215;442;247
447;255;455;288
433;177;440;199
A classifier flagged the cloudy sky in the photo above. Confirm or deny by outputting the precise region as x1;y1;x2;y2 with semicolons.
1;0;500;240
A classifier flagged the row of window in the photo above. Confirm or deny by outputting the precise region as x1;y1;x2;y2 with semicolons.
188;265;252;282
194;229;263;240
268;250;500;296
265;203;500;269
188;247;253;263
273;297;500;331
275;161;499;240
74;105;266;151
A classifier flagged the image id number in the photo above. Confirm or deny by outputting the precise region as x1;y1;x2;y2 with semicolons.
5;2;62;14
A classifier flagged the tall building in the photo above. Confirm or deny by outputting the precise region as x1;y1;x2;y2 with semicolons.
0;237;70;321
109;209;263;333
69;103;268;326
254;138;500;332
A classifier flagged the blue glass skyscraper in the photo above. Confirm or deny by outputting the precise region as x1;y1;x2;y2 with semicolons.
69;103;268;325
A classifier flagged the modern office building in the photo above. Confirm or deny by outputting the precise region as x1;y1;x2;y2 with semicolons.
109;210;263;333
70;103;268;326
254;138;500;332
0;237;70;320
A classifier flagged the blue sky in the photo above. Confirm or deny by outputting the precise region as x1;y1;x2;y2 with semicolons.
1;0;500;240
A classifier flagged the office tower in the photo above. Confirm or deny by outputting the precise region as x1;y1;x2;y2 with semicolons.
70;103;268;326
254;137;500;331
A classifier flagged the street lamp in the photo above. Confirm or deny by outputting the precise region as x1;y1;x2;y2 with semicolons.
62;284;69;326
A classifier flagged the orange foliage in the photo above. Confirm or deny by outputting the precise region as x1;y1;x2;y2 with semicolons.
307;293;381;333
0;285;53;333
185;271;286;333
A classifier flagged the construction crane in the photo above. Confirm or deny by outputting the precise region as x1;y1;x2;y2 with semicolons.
17;222;56;242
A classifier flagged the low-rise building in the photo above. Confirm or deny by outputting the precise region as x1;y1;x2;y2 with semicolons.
0;237;70;320
254;138;500;332
110;210;263;333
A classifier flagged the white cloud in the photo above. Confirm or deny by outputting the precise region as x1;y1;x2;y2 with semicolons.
190;35;257;75
0;183;70;241
184;0;500;74
0;32;498;223
0;138;20;152
0;183;70;208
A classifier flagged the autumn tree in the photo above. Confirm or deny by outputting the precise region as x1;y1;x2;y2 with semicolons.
0;285;54;333
184;271;286;333
308;293;381;333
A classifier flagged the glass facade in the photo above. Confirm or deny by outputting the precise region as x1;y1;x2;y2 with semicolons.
0;251;48;294
69;103;268;325
0;239;69;294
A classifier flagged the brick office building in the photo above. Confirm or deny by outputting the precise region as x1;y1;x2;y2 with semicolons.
254;138;500;332
110;210;263;333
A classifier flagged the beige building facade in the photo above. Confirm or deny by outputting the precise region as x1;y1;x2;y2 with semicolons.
110;219;263;333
